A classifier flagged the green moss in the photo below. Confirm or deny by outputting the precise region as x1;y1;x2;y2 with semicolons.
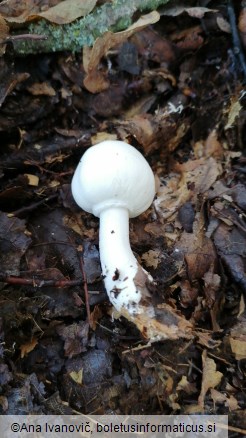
13;0;170;55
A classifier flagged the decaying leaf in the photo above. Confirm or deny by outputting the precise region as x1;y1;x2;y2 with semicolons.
119;301;193;343
33;0;97;25
198;350;223;408
230;316;246;360
176;375;197;395
69;369;83;385
0;212;32;276
141;249;162;269
20;338;39;358
176;213;217;282
162;5;217;18
0;0;96;24
56;322;89;358
83;11;160;93
210;388;239;411
224;95;243;130
27;82;56;96
155;156;222;220
0;14;9;54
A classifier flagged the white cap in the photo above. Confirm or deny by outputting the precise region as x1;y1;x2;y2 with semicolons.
71;140;155;218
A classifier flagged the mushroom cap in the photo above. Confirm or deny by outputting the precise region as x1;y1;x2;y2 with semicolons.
71;140;155;218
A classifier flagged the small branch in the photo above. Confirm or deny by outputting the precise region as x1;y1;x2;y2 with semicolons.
3;34;47;42
77;246;92;327
12;0;170;55
10;194;58;217
0;275;83;287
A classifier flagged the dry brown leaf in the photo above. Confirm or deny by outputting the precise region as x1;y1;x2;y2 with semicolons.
163;6;217;18
185;7;217;19
0;14;9;40
230;316;246;360
203;270;221;308
27;82;56;96
175;211;217;282
224;96;243;130
69;369;83;385
171;25;204;51
91;132;117;145
83;11;160;93
194;130;224;159
198;350;223;408
210;388;239;411
141;249;162;269
0;14;9;55
176;375;197;394
35;0;97;24
155;156;221;221
0;0;96;24
196;330;221;349
20;338;38;358
24;174;39;186
184;239;217;281
116;103;189;155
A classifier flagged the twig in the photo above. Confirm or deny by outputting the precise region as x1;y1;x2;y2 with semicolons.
0;275;82;287
10;194;58;217
77;246;92;327
3;34;47;42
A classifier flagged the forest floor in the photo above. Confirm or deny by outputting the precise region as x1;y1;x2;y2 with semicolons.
0;0;246;434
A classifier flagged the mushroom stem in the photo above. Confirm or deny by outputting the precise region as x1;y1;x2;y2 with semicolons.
99;206;153;315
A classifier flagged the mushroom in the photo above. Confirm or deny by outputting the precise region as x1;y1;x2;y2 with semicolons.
72;140;156;316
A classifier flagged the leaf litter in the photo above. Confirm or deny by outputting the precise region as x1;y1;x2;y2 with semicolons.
0;0;245;430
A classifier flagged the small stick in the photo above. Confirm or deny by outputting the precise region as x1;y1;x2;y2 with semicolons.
0;275;82;287
77;246;92;327
3;34;48;42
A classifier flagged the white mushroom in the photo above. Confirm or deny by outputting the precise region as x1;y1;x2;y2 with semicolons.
72;140;156;316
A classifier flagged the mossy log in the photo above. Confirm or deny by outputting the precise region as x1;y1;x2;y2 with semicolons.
12;0;170;54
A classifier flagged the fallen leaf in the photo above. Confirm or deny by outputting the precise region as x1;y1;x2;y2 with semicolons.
69;369;83;385
83;11;160;93
20;338;38;358
198;350;223;408
176;213;217;282
141;249;162;269
0;0;96;24
176;375;197;394
0;212;32;276
91;132;117;145
163;5;217;18
0;14;9;54
56;321;89;358
155;156;221;220
224;97;243;130
34;0;97;25
210;388;239;411
24;174;39;186
27;82;56;96
230;316;246;360
132;27;177;65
